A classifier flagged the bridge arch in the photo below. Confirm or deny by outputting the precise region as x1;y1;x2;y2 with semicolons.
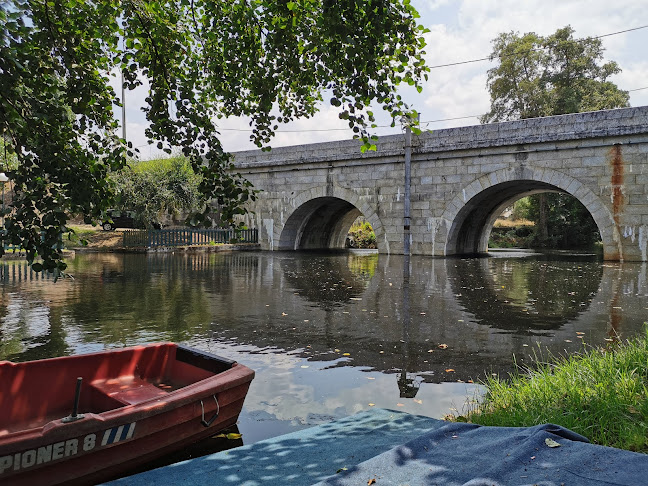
277;187;386;251
442;166;622;260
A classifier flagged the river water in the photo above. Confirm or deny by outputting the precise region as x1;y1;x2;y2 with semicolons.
1;249;647;446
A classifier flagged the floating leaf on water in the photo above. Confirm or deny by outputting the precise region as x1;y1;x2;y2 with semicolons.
545;438;561;448
379;351;384;354
343;353;351;356
212;433;243;440
281;312;287;316
334;349;341;352
576;332;585;335
336;467;348;474
523;344;529;347
565;340;572;343
301;365;309;368
368;403;375;406
445;369;455;373
368;479;376;485
350;297;362;301
367;377;375;380
304;320;309;322
413;399;423;404
427;349;434;353
438;344;448;349
397;403;405;407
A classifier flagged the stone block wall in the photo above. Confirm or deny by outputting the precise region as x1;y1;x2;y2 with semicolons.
233;106;648;261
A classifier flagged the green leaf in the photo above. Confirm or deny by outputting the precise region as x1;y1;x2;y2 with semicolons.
545;438;561;448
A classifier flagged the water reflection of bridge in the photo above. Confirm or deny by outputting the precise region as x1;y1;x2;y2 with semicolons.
2;253;644;386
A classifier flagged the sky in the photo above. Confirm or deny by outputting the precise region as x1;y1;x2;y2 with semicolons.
122;0;648;159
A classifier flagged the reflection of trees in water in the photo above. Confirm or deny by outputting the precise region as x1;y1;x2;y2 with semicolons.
1;254;258;360
0;262;71;360
447;256;603;333
65;253;239;345
281;253;378;311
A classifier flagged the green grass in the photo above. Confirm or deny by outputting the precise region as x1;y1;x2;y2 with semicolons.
458;332;648;453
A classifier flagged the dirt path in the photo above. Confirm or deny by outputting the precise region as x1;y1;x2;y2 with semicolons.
72;225;124;248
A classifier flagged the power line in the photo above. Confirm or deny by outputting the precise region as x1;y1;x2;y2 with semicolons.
427;24;648;70
133;88;648;141
126;23;648;141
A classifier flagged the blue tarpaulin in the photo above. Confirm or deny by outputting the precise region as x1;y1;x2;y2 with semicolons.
107;409;648;486
314;419;648;486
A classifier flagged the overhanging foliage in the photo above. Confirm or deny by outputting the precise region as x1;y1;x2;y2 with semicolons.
0;0;429;273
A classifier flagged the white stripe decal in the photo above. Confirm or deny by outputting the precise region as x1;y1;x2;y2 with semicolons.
100;422;138;447
125;422;136;440
113;425;124;443
101;430;111;446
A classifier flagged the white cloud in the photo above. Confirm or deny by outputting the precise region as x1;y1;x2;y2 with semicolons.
409;0;648;130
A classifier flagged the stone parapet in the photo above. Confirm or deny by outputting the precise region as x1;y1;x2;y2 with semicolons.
233;106;648;168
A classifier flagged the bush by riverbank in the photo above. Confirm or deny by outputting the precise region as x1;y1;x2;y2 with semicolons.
347;220;376;249
455;332;648;453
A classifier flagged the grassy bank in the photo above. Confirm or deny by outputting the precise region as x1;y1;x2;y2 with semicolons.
458;332;648;453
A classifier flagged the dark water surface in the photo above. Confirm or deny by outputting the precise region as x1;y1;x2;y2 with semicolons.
1;249;647;447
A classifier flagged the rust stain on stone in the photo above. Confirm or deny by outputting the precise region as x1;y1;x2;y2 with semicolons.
609;144;624;226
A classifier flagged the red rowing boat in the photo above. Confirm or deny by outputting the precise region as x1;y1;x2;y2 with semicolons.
0;343;255;485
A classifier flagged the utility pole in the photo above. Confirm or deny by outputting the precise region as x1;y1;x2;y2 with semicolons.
121;72;126;141
403;117;413;256
121;37;126;142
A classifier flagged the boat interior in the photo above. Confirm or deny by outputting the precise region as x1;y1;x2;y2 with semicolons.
0;343;236;435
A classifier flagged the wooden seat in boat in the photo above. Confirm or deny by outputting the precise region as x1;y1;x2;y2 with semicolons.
91;376;169;405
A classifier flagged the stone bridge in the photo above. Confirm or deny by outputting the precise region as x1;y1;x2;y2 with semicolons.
233;106;648;261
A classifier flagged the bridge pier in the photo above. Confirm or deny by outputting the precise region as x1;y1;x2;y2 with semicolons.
234;107;648;261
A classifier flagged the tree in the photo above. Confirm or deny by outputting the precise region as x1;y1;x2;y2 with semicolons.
111;157;204;228
0;0;429;273
481;26;629;249
481;26;629;123
526;193;601;249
